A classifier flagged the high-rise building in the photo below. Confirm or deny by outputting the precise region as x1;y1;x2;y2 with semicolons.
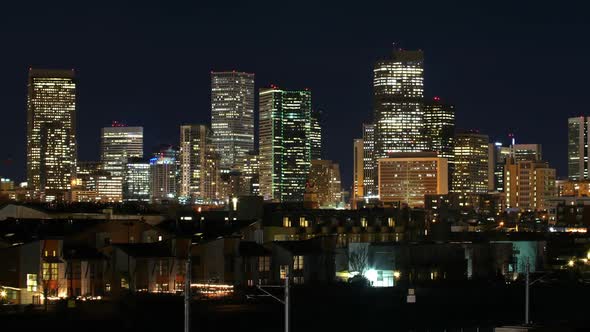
512;144;542;162
149;146;178;204
362;123;377;197
178;124;218;203
306;160;342;208
259;87;312;202
352;138;364;207
505;159;556;211
211;71;255;171
452;131;489;204
568;116;590;181
100;124;143;178
489;141;541;192
377;152;448;208
424;97;455;166
26;68;77;201
123;158;150;203
240;151;260;196
374;49;426;160
310;109;322;160
488;142;511;192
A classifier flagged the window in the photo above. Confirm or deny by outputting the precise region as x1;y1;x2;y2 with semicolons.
361;217;367;228
299;217;309;227
27;274;38;292
388;217;395;227
121;278;129;289
247;280;254;287
280;265;289;279
41;263;57;280
293;256;304;270
258;256;270;272
293;276;304;284
283;217;291;227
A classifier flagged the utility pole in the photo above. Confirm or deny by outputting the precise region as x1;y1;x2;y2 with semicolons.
184;247;192;332
285;266;290;332
525;260;530;325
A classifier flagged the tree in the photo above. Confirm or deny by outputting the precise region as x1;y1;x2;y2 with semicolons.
348;243;369;275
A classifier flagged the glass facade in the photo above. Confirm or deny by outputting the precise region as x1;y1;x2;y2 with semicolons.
26;69;77;201
123;159;150;202
101;125;143;178
568;116;588;181
259;88;312;202
310;109;322;160
374;50;426;161
211;71;255;171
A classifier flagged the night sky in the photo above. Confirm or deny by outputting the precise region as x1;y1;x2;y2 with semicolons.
1;2;589;190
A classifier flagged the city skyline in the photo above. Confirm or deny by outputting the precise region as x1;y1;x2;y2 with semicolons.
2;3;590;190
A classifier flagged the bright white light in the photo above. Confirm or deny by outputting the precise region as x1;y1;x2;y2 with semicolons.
364;269;378;283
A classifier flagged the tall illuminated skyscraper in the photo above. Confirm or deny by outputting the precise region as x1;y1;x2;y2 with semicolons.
211;71;255;171
352;138;364;206
259;87;312;202
362;123;376;197
101;123;143;178
123;158;150;203
310;109;322;160
179;124;218;203
568;116;590;180
452;130;489;203
149;146;178;204
424;97;455;188
373;49;426;160
26;68;77;201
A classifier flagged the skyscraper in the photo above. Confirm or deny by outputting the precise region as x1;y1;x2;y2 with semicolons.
568;116;590;181
362;123;377;197
26;68;77;201
424;97;455;161
150;146;178;204
259;87;312;202
378;152;448;208
488;142;511;192
352;138;364;206
123;158;150;203
505;159;556;211
178;124;218;203
452;131;489;203
211;71;255;171
310;109;322;160
306;160;342;208
512;143;542;162
374;49;426;160
101;124;143;178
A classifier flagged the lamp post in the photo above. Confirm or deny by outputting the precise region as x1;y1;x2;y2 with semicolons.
184;251;191;332
254;267;291;332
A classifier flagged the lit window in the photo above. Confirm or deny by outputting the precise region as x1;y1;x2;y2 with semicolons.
283;217;291;227
27;274;38;292
280;265;289;279
299;217;308;227
293;256;304;270
258;256;270;272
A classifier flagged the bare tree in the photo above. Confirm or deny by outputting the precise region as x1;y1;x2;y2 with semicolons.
347;244;369;275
